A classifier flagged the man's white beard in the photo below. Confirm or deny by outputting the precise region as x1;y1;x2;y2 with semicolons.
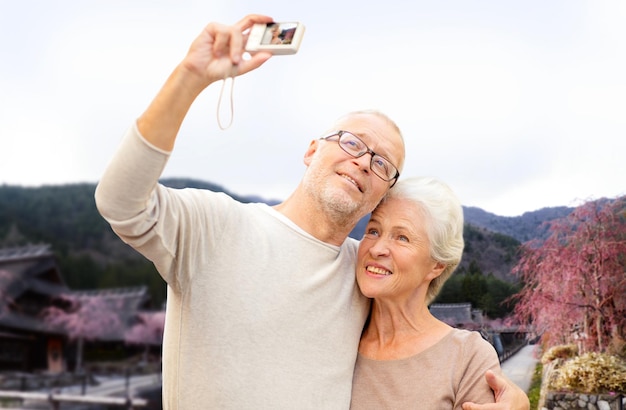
303;172;363;226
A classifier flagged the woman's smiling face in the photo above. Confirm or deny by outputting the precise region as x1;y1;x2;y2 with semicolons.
356;196;443;302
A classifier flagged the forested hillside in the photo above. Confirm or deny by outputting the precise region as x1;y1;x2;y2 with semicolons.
0;180;575;308
463;205;573;242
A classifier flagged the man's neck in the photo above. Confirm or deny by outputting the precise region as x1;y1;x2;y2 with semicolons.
273;188;359;246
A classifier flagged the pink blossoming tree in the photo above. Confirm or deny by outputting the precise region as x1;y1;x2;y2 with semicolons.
42;294;123;372
511;197;626;353
125;310;165;362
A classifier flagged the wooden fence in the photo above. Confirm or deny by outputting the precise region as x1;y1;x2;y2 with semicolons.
0;390;147;409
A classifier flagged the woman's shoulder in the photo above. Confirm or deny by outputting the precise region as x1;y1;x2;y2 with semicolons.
447;328;492;347
447;328;500;362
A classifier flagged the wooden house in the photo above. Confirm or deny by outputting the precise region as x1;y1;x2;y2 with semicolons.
0;244;156;373
0;244;68;372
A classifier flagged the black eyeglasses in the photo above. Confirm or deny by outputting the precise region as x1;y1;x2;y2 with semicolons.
321;130;400;186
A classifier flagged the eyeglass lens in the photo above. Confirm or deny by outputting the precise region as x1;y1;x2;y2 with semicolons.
337;132;397;181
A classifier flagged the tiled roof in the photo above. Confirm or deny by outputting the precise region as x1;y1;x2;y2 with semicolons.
0;244;52;262
67;287;151;341
0;244;67;300
430;303;474;325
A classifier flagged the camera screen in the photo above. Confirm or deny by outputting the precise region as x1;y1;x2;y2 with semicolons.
261;23;298;45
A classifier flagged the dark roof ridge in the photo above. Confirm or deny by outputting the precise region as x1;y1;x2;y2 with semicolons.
0;244;52;262
69;286;148;298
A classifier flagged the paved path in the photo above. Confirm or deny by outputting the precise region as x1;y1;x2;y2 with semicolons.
501;344;540;393
16;373;161;409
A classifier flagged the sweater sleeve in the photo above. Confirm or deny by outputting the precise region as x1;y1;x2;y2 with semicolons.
95;121;170;223
94;122;180;281
454;331;501;409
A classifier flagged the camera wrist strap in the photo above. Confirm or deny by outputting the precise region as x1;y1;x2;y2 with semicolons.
217;75;235;130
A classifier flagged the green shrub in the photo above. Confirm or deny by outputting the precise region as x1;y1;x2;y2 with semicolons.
550;352;626;393
527;362;542;410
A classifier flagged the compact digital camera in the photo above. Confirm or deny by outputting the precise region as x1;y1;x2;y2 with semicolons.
245;22;305;55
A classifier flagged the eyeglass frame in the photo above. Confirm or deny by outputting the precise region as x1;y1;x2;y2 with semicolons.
320;130;400;187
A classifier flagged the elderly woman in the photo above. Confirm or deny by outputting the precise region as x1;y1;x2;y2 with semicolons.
351;176;502;409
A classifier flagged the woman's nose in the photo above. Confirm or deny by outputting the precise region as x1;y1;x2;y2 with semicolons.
369;238;390;257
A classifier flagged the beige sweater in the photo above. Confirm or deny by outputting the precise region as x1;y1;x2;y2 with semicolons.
95;123;370;409
350;328;500;409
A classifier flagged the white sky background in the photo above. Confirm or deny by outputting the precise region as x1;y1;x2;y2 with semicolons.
1;0;624;217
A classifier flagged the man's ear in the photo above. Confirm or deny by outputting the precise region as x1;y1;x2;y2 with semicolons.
303;140;319;166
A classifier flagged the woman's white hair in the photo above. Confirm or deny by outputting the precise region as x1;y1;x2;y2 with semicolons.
382;176;464;304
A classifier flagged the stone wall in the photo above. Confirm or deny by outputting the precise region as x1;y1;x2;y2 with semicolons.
539;360;625;409
541;391;625;410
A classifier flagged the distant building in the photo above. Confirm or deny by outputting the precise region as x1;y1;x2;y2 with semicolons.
429;302;485;330
0;244;68;372
430;302;529;359
0;244;155;373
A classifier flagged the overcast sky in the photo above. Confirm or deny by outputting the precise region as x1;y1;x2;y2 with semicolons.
1;0;624;216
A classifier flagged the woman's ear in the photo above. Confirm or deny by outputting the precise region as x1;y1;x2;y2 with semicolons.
427;261;446;281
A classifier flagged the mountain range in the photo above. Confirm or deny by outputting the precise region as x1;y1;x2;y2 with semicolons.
158;178;575;242
0;179;579;302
